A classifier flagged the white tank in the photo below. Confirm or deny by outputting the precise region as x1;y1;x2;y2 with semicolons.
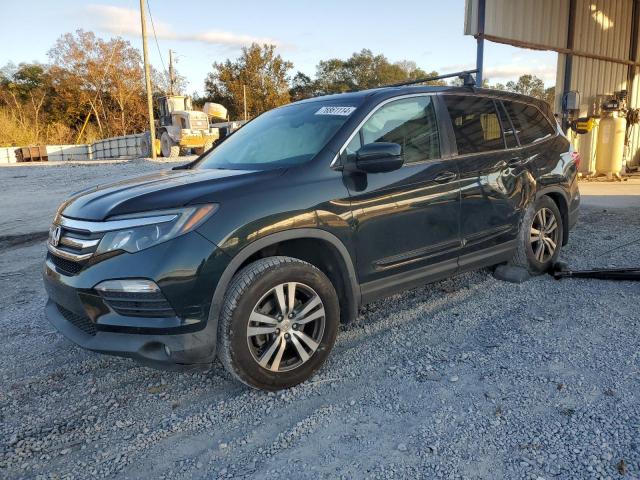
203;103;228;121
595;112;626;178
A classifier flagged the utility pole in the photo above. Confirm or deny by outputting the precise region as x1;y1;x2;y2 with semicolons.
243;84;247;121
139;0;156;159
168;49;175;95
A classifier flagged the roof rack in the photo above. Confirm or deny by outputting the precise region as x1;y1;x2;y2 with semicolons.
383;69;479;89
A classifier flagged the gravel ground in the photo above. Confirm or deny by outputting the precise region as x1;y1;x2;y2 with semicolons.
0;162;639;479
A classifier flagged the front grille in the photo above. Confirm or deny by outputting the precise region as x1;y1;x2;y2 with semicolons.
47;220;105;276
48;252;83;275
98;290;176;318
190;119;208;129
56;304;96;336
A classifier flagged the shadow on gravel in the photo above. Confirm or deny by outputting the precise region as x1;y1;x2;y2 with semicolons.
0;232;49;250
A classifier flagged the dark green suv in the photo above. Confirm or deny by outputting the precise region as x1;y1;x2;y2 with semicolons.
44;84;580;390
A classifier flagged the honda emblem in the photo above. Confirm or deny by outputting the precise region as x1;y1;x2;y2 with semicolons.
51;225;62;247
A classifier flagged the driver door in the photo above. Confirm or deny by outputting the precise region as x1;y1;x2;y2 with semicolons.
341;95;462;302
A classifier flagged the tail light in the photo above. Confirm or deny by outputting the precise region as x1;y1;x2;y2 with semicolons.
571;151;582;169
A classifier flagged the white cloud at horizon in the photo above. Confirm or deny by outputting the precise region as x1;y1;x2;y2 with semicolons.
85;4;283;48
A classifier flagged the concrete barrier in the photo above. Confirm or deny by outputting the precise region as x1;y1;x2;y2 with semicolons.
0;133;144;164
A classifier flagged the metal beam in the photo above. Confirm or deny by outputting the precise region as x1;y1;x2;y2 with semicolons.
478;33;640;68
628;0;640;95
475;0;486;86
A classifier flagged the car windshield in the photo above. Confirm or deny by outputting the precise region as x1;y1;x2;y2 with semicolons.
197;100;361;170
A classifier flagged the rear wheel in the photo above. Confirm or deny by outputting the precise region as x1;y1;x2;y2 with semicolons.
510;196;563;274
139;132;152;158
217;257;339;390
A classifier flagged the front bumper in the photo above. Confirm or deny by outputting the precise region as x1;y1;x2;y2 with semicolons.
43;231;230;369
178;132;219;148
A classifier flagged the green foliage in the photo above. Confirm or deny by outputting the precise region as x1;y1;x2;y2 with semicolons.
313;49;444;95
493;74;555;106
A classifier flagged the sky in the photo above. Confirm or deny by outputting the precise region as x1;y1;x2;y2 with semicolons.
0;0;558;93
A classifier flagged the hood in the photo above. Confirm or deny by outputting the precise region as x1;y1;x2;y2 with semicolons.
60;167;285;221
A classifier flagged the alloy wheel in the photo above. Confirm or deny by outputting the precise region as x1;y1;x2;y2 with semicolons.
530;207;559;263
246;282;325;373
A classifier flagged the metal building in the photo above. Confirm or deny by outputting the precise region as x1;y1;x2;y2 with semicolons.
465;0;640;173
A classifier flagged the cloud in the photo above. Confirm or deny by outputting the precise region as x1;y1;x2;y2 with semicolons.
85;4;282;47
484;63;557;84
441;61;557;84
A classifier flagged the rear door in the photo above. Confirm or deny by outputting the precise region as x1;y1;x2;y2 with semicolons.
442;94;528;265
341;94;461;299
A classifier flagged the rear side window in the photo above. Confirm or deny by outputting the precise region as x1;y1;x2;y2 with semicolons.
443;96;504;154
357;96;440;164
503;101;555;145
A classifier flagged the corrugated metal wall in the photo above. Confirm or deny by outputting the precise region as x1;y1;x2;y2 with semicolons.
465;0;569;49
554;0;634;172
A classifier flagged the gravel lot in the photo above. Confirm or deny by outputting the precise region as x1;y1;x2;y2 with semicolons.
0;162;639;479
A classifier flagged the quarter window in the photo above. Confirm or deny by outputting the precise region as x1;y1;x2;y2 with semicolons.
355;96;440;164
503;101;555;145
444;96;505;154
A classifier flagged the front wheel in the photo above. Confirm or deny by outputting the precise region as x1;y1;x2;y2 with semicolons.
217;257;339;390
510;196;563;274
160;132;180;158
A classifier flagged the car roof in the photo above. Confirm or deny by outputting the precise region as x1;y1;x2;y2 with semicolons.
293;85;549;112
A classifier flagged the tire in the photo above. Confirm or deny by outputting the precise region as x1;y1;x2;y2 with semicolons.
217;256;339;391
139;132;151;158
160;132;180;158
510;195;564;274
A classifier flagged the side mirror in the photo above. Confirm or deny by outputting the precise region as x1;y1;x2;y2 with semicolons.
353;142;404;173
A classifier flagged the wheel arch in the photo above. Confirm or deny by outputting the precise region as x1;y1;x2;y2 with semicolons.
208;229;360;334
536;186;570;246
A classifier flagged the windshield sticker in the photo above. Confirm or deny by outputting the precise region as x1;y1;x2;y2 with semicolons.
315;106;356;116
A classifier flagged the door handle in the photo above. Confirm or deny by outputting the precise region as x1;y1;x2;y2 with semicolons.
434;171;457;183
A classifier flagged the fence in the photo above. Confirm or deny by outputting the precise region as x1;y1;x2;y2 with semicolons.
0;133;145;164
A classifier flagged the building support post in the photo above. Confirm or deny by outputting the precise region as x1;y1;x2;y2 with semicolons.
626;0;640;169
475;0;486;86
562;0;577;133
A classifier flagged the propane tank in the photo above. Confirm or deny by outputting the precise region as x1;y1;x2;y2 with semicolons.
595;111;626;178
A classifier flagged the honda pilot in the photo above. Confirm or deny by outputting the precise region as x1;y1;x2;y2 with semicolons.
44;84;580;390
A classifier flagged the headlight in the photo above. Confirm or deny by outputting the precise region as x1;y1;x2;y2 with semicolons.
95;204;217;255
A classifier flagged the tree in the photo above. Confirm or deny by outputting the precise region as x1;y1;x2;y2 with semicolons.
0;63;52;140
315;50;445;94
205;43;293;119
289;71;318;102
48;29;148;139
505;74;545;98
490;74;555;106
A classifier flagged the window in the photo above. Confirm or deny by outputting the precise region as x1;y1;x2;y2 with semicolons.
502;101;555;146
444;95;505;154
354;96;440;164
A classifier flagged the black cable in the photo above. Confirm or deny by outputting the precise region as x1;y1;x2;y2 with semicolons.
146;0;168;81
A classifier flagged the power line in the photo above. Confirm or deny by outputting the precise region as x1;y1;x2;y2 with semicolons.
146;0;168;79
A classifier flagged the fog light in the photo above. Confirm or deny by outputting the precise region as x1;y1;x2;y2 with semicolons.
164;345;171;357
94;279;160;293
